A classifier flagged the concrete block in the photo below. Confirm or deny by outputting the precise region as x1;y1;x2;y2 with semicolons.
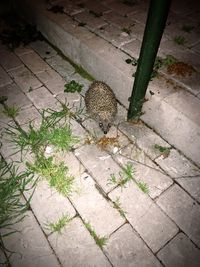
142;94;200;166
176;176;200;202
0;65;12;87
8;66;42;92
157;233;200;267
46;54;75;78
48;217;111;267
119;121;171;160
155;149;200;178
3;211;60;267
25;179;76;234
104;224;162;267
30;40;57;59
74;144;123;193
36;69;66;95
74;10;108;31
19;51;51;74
114;151;173;199
69;173;125;236
27;86;58;110
157;184;200;247
109;183;178;253
0;83;32;109
164;90;200;126
0;48;23;71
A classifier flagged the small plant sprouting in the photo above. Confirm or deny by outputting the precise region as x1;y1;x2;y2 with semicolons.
45;214;71;234
181;25;194;33
154;144;171;158
173;35;186;45
113;197;126;218
121;27;131;35
107;163;135;187
84;222;107;248
3;106;20;118
64;80;83;93
137;181;149;194
108;163;149;193
27;156;74;196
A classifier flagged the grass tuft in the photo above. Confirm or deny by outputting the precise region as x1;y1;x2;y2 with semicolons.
84;221;107;248
113;197;126;218
3;106;20;118
27;155;74;196
45;214;71;234
173;35;186;45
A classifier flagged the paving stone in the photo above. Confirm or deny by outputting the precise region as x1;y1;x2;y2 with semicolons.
18;51;51;74
30;40;57;59
53;151;85;177
103;11;136;29
15;105;41;130
25;179;76;234
14;45;33;56
83;0;110;15
55;0;84;16
8;65;42;92
176;176;200;202
109;182;179;253
56;91;83;111
155;149;200;178
74;144;123;193
96;24;136;48
119;121;171;160
142;95;200;166
69;119;88;148
74;10;108;31
192;41;200;54
3;211;60;267
27;86;58;110
171;0;200;15
107;0;141;16
0;249;8;265
115;149;173;199
157;233;200;267
121;38;142;58
0;48;23;71
46;54;75;78
36;68;66;95
164;90;200;126
69;172;125;236
0;65;12;87
0;83;32;109
104;224;162;267
157;184;200;247
48;217;111;267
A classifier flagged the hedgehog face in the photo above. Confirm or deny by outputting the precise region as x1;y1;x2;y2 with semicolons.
99;121;111;134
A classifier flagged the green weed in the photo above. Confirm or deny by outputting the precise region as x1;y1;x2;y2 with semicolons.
45;214;71;234
84;222;107;248
0;157;36;252
173;35;186;45
154;144;171;158
113;197;126;218
27;155;74;196
64;80;83;93
121;27;131;35
108;163;149;193
137;181;149;194
3;106;20;118
108;163;135;187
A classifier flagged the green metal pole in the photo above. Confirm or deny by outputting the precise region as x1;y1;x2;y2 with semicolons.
127;0;171;120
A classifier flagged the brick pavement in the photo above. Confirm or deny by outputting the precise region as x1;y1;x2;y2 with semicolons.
1;0;200;266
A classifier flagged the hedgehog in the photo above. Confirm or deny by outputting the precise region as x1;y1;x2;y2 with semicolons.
85;81;117;134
